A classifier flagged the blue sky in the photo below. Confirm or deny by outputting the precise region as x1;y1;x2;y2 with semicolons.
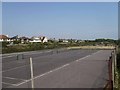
0;2;2;35
2;2;118;40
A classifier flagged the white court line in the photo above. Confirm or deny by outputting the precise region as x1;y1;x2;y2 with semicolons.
76;55;91;62
2;51;53;73
2;55;16;58
2;50;101;87
2;82;18;86
15;51;101;87
3;77;26;81
75;51;101;62
2;65;28;73
2;50;53;59
2;50;101;73
45;50;52;53
15;63;70;86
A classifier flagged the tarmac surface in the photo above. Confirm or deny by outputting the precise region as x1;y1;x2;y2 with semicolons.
1;49;112;88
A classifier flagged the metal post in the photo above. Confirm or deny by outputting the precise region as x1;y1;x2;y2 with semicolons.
17;55;18;60
30;57;34;89
22;54;24;59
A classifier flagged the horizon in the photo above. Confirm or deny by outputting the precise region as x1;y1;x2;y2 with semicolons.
2;2;118;40
0;34;118;40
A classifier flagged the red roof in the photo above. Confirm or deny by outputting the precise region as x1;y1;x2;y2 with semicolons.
0;35;9;39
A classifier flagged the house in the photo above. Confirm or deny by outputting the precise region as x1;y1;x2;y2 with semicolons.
19;36;30;44
40;36;48;43
29;36;42;43
10;35;19;41
29;36;48;43
0;35;11;42
59;39;69;43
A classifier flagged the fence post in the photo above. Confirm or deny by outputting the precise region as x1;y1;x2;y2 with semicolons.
114;48;118;88
109;56;113;90
112;51;115;87
30;57;34;89
17;55;18;60
22;54;24;59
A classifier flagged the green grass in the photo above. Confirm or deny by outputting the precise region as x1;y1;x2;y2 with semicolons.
1;43;68;54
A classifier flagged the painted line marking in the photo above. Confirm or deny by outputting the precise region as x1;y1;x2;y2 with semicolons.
14;51;100;87
2;50;53;59
2;82;18;86
2;50;101;87
2;65;28;73
15;63;70;86
75;50;101;62
3;77;26;81
0;50;101;73
2;56;15;58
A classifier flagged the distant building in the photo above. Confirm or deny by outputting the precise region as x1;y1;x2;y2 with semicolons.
59;39;69;43
0;35;11;42
30;36;42;43
0;34;48;44
29;36;48;43
19;36;30;44
10;35;19;41
63;39;69;43
40;36;48;43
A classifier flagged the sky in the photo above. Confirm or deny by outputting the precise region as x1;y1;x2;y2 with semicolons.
2;2;118;40
0;2;2;35
118;2;120;39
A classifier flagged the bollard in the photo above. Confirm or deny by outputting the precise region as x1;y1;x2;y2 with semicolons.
109;56;113;90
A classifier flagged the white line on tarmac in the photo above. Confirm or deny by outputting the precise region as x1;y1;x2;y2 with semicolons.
2;50;53;59
14;51;100;87
15;63;70;86
2;65;28;73
3;77;26;81
75;51;102;62
2;55;16;58
2;50;100;73
2;82;18;86
2;50;101;87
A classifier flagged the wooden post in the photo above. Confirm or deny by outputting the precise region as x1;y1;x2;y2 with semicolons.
112;51;115;86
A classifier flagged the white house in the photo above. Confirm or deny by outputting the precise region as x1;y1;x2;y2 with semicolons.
40;36;48;43
30;36;48;43
29;37;42;43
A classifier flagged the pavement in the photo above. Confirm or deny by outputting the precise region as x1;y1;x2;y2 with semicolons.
1;49;112;88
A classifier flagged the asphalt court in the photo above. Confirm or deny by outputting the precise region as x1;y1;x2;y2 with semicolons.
2;49;69;63
2;49;112;88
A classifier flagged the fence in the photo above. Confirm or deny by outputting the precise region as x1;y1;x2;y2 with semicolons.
104;49;117;90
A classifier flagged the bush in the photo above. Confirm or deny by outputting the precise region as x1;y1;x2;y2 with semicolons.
1;42;9;48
